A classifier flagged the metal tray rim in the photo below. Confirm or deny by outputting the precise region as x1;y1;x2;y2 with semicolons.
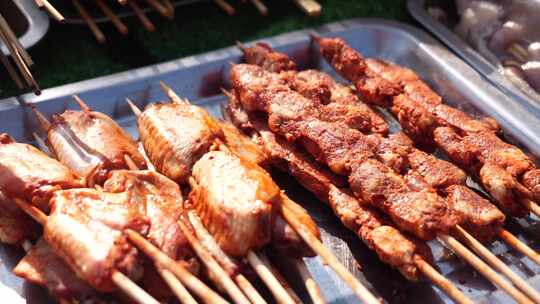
407;0;540;115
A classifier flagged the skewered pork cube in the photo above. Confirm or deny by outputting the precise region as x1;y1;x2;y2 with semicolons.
0;134;82;212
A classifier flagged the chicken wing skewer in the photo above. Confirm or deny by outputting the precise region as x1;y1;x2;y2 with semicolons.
127;97;312;304
229;62;536;303
29;100;228;304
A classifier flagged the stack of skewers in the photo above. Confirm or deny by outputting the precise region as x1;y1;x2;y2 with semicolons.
0;14;39;94
221;38;540;303
0;83;384;304
35;0;322;43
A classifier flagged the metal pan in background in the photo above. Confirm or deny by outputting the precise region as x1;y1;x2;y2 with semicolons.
407;0;540;118
2;18;540;303
0;0;50;56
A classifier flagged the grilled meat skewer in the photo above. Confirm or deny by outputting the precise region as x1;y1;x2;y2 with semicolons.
223;92;433;281
316;37;540;218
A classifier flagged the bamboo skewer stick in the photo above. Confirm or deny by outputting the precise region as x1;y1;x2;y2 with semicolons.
437;233;533;304
0;15;33;67
213;0;235;15
293;259;325;304
186;211;268;304
145;0;174;19
279;194;381;304
95;0;129;35
292;0;321;17
247;251;296;304
177;219;251;304
0;21;39;93
499;229;540;266
111;272;160;304
34;0;44;8
250;0;268;16
259;253;302;303
11;198;161;304
72;0;106;43
158;269;199;304
0;49;24;89
414;256;474;304
128;0;156;32
522;200;540;219
125;230;230;304
39;0;65;23
454;226;540;303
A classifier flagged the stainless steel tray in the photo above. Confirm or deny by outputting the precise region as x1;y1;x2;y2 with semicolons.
0;0;50;55
2;18;540;303
407;0;540;119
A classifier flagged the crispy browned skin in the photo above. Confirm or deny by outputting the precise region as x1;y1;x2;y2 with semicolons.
224;95;433;280
231;64;460;240
0;190;40;245
44;187;149;292
241;43;388;135
13;239;96;301
241;42;297;73
137;102;224;184
0;134;82;212
317;37;537;217
191;150;279;257
47;110;147;186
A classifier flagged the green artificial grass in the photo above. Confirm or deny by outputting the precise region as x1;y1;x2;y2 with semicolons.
0;0;409;98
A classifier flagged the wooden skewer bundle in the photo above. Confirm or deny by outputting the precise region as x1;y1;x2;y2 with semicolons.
0;14;39;94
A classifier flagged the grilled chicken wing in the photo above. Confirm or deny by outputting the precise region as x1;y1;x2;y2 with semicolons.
190;150;279;256
0;134;82;211
13;239;95;300
46;110;146;186
0;189;40;245
44;187;149;292
137;102;224;184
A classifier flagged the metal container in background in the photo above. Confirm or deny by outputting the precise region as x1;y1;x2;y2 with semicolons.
0;0;49;55
1;18;540;303
408;0;540;118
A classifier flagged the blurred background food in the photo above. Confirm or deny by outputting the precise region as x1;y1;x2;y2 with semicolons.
0;0;408;99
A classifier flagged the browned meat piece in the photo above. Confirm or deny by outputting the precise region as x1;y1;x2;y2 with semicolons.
407;149;467;189
44;187;149;292
290;70;389;135
217;120;269;168
241;42;297;73
434;127;530;217
350;159;460;240
224;97;433;280
46;110;146;186
190;150;279;256
0;190;40;245
137;102;224;184
445;185;505;242
523;169;540;201
13;239;95;300
0;134;82;211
